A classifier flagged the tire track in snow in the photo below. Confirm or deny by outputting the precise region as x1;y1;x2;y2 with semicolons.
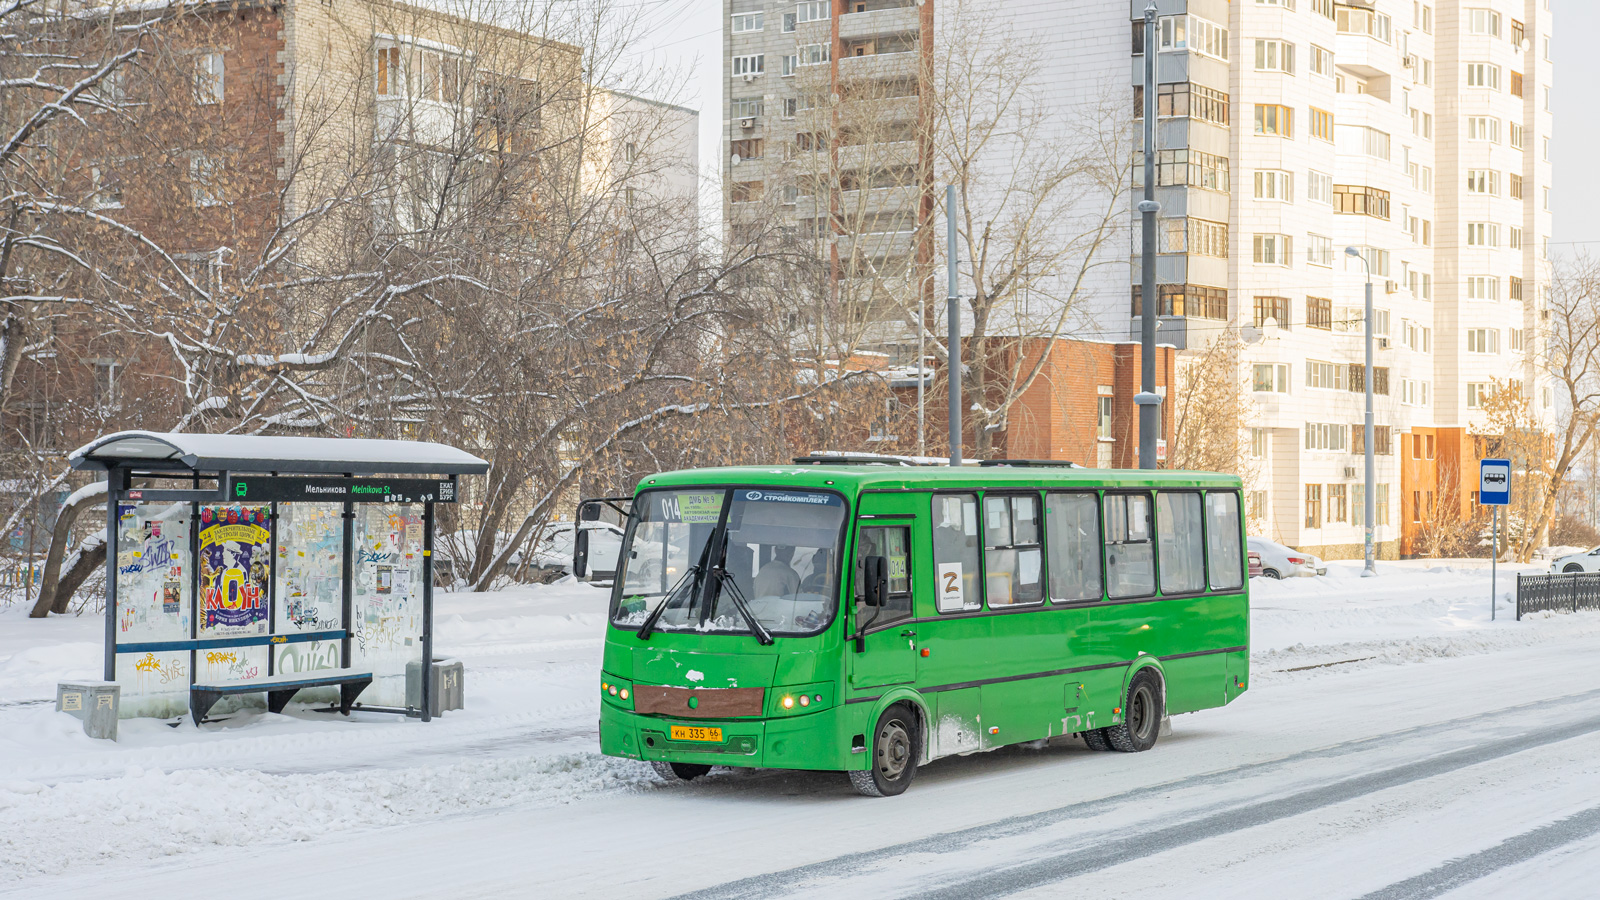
1356;805;1600;900
681;690;1600;900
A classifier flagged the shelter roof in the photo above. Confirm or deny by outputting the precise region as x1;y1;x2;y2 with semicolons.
68;431;489;476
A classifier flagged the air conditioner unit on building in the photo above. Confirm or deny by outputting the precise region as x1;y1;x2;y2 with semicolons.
1378;337;1391;350
742;72;755;82
1385;280;1399;293
1403;55;1415;68
739;117;755;129
1344;467;1358;479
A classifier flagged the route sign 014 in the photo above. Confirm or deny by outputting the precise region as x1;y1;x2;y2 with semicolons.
1479;458;1511;506
229;476;457;504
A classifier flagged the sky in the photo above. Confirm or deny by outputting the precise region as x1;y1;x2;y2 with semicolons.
626;0;1588;249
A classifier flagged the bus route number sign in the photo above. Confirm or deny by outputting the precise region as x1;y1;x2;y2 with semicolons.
1479;458;1510;506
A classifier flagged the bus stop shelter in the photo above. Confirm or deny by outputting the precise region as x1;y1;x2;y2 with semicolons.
68;431;488;724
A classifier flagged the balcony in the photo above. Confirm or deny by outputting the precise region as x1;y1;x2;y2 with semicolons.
839;229;916;258
838;50;918;82
838;139;919;169
839;5;919;41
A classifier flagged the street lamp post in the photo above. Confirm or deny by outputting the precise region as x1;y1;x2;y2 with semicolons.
1345;246;1378;577
1136;2;1162;469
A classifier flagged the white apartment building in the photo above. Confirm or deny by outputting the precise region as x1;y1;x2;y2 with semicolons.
721;0;1554;558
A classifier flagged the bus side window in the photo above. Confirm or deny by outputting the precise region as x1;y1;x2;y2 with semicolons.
1104;493;1155;598
982;494;1043;606
855;525;912;623
1156;492;1206;595
1207;492;1244;590
1046;492;1102;602
932;494;982;612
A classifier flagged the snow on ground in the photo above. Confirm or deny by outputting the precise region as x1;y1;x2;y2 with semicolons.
1;561;1598;897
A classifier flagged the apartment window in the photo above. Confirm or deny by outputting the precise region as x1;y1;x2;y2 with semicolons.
1513;19;1526;46
1467;276;1500;301
1466;169;1500;196
1511;71;1524;98
796;1;828;23
1355;247;1391;278
1305;424;1347;451
1134;149;1230;192
781;54;798;76
1186;218;1229;258
782;97;797;118
1339;124;1390;159
1510;328;1525;352
1510;276;1524;301
1098;396;1113;438
1333;185;1390;220
1254;170;1293;203
1510;123;1525;149
1378;484;1390;525
731;12;763;33
783;12;796;32
1466;8;1501;37
1466;63;1501;90
1310;44;1334;77
1467;383;1492;408
194;51;225;105
1307;296;1333;330
1134;83;1231;126
731;180;764;203
1328;485;1348;524
1253;234;1292;267
1159;15;1230;61
189;154;222;207
1467;329;1500;354
1130;284;1229;320
1255;40;1296;74
1307;170;1333;205
1254;296;1291;328
796;44;829;66
1466;223;1500;248
1306;360;1347;391
1468;116;1500;143
730;97;764;119
1309;107;1334;142
732;54;765;76
1253;364;1290;393
1313;0;1334;19
1254;104;1293;138
1256;0;1295;7
1411;108;1433;139
1336;7;1392;43
89;164;123;209
1306;233;1333;267
730;138;764;160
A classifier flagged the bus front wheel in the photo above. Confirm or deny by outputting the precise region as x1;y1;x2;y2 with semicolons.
651;761;712;782
1105;670;1164;753
850;703;919;797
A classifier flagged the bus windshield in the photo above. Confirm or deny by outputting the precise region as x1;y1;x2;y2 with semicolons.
612;488;847;637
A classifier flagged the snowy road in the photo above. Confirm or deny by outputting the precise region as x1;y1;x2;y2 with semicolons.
5;563;1600;898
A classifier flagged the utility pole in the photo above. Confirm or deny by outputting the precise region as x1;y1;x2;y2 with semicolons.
1136;2;1162;470
947;184;961;467
1346;246;1378;577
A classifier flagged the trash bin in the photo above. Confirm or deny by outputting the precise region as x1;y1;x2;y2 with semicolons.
405;657;464;718
57;681;119;740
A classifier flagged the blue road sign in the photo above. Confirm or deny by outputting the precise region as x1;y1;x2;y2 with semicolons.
1480;458;1511;506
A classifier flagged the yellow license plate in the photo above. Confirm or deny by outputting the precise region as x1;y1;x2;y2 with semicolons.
670;725;723;743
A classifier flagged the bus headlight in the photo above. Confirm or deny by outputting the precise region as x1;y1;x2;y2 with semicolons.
770;683;831;715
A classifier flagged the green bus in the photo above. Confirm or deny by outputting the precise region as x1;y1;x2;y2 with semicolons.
596;461;1249;797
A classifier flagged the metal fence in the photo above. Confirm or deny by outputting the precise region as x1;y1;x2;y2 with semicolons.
1516;573;1600;620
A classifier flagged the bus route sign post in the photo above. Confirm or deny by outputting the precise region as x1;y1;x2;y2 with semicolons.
1480;458;1511;621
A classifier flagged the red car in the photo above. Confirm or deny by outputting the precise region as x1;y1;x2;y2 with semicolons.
1248;551;1265;579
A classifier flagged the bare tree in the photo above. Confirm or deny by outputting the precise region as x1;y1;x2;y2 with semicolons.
1168;328;1254;477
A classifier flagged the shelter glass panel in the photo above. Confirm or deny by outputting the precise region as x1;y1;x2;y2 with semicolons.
274;502;345;635
350;503;426;706
114;501;192;643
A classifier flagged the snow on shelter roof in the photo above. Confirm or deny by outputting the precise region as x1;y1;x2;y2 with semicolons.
68;431;489;476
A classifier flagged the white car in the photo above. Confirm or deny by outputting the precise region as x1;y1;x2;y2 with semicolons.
1247;537;1327;579
1549;546;1600;573
531;521;624;581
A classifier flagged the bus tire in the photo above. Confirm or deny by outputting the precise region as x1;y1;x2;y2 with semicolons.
1105;670;1163;753
850;703;918;797
651;761;711;782
1081;728;1112;751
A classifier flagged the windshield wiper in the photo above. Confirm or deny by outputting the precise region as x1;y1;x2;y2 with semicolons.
710;566;774;645
637;564;701;641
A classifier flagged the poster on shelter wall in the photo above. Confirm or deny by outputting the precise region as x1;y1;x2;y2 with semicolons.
115;502;191;643
198;505;271;634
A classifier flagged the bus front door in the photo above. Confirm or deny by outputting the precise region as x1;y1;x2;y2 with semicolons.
848;511;919;692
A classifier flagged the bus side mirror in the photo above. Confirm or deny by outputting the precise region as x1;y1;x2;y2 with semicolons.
579;501;602;522
862;555;888;607
574;529;590;579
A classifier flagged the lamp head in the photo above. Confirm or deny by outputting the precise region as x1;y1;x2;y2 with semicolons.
1344;246;1361;257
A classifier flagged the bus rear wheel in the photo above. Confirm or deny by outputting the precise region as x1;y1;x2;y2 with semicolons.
651;761;711;782
850;703;918;797
1081;728;1112;751
1105;670;1163;753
